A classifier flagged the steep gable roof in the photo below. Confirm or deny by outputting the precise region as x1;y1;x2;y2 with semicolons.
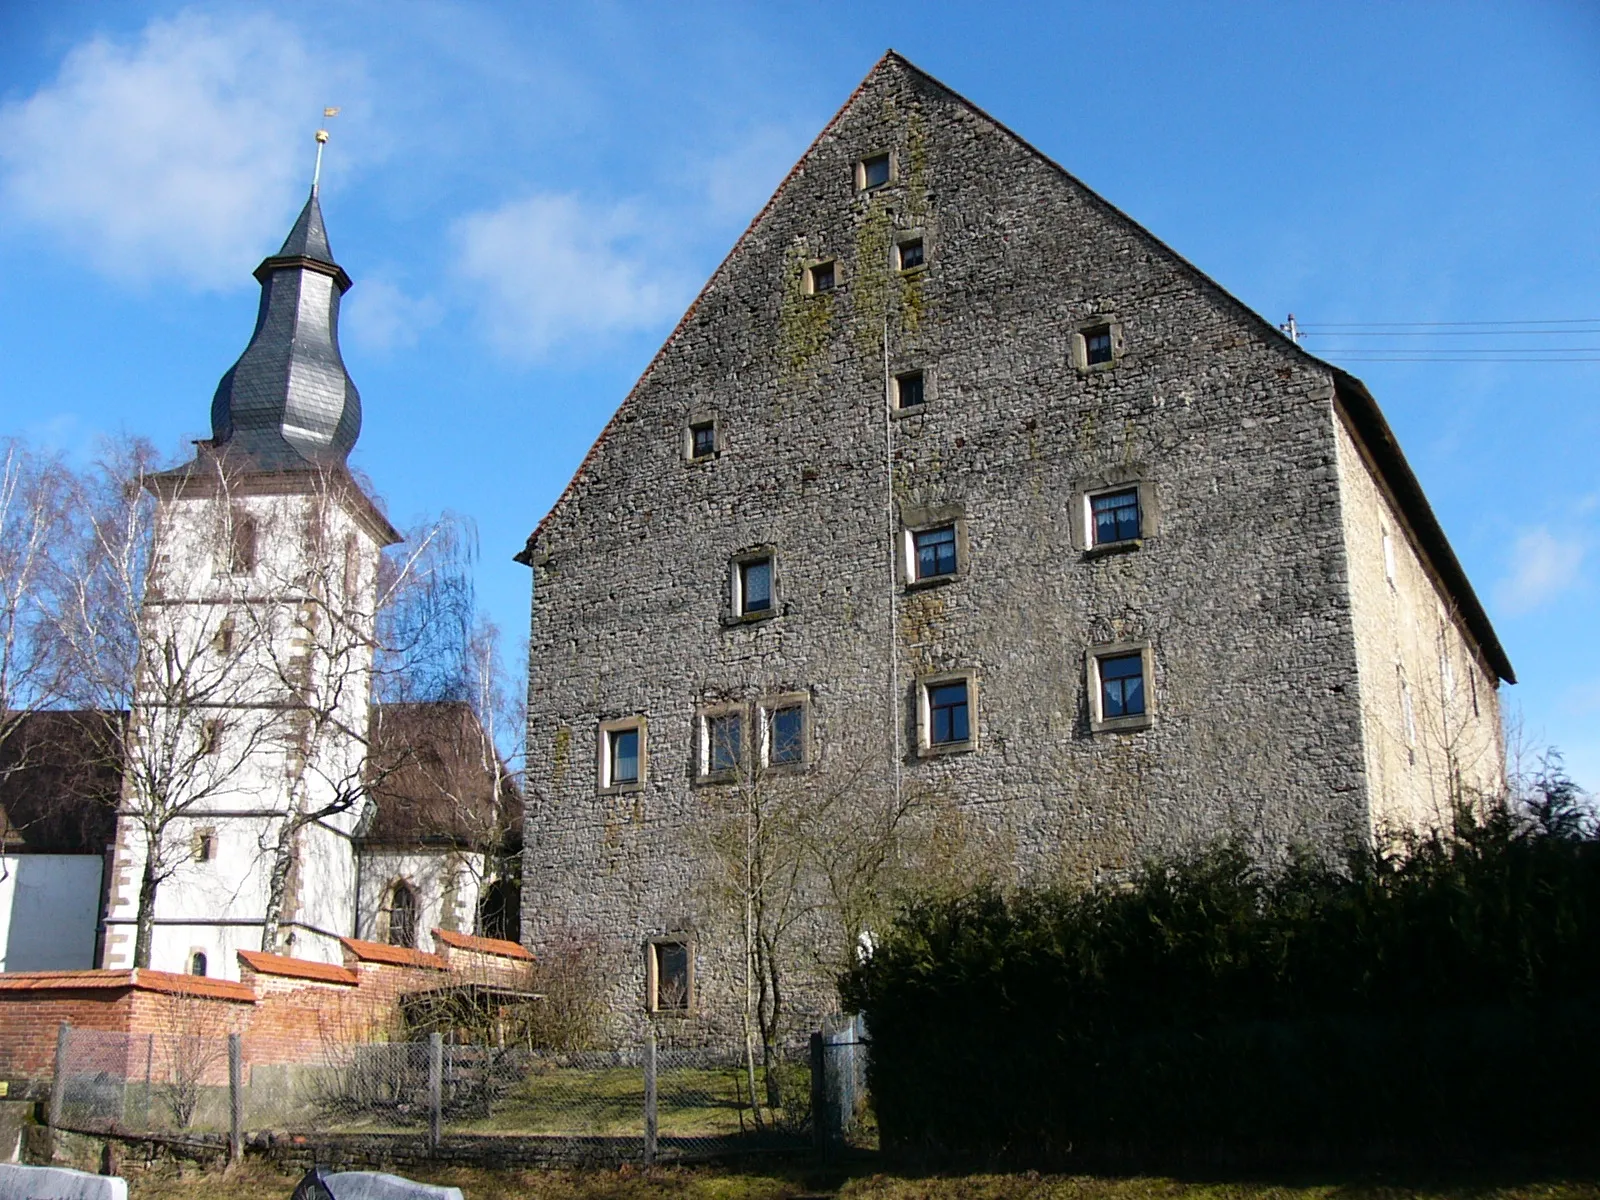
516;50;1511;684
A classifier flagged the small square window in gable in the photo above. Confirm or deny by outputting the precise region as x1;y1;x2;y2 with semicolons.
894;370;926;411
1071;319;1124;372
685;418;717;462
859;152;892;191
807;260;836;294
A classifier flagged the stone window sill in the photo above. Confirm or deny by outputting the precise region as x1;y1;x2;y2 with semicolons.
905;571;959;592
1084;538;1143;559
918;738;976;758
1091;713;1153;734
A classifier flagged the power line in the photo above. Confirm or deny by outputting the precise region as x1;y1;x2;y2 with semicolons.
1302;329;1600;338
1324;356;1600;363
1301;318;1600;328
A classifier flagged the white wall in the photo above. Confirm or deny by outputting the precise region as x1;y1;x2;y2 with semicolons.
1;855;103;971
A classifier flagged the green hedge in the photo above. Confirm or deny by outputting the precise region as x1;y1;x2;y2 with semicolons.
842;777;1600;1164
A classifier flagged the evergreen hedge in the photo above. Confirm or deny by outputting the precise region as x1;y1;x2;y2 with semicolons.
841;770;1600;1165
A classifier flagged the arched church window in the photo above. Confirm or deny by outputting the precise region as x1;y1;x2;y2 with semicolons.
190;951;208;977
387;881;418;949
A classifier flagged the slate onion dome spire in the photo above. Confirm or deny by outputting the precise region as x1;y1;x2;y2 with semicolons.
208;181;362;469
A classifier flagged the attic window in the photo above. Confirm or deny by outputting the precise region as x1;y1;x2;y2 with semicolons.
690;422;716;460
808;261;836;294
860;153;891;190
894;370;925;410
1085;325;1114;366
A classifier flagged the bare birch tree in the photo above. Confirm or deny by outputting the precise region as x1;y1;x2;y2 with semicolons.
250;487;480;953
0;438;75;809
53;439;286;967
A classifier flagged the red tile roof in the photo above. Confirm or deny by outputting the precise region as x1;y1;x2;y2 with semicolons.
339;937;446;969
238;950;358;986
432;928;534;961
0;968;255;1003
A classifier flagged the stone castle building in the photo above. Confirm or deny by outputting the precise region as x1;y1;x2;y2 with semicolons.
516;53;1513;1031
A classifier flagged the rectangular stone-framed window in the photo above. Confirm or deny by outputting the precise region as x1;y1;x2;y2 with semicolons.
915;670;977;757
684;415;719;463
729;549;778;621
1086;641;1155;733
760;692;810;770
806;260;837;295
896;236;926;272
856;151;894;191
696;704;748;782
900;504;968;588
1070;317;1125;373
892;369;927;412
200;719;223;757
597;715;647;794
211;615;236;656
1075;478;1158;554
646;936;693;1014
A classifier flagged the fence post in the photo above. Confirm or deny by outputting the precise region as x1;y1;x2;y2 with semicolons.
809;1031;826;1159
143;1034;154;1130
48;1022;70;1147
643;1025;658;1166
427;1032;443;1153
228;1033;243;1166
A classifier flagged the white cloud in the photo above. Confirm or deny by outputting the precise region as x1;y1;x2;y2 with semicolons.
453;193;689;360
1496;527;1586;615
0;11;353;289
344;278;443;353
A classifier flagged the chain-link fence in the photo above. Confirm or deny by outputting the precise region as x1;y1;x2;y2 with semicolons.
49;1022;856;1163
52;1025;233;1136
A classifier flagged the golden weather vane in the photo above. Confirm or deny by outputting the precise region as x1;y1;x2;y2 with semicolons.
312;106;340;193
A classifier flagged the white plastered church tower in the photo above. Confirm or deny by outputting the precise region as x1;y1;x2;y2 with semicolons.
100;181;400;978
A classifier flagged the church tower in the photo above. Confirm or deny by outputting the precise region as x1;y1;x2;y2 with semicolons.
100;182;400;978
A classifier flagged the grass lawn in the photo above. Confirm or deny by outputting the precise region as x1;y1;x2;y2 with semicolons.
123;1160;1600;1200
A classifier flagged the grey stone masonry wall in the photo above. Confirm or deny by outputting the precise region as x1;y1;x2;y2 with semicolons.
517;54;1498;1037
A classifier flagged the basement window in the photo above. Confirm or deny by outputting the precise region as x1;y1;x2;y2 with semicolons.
648;938;692;1013
807;261;836;294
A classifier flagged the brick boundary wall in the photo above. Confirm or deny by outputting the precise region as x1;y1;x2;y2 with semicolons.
0;930;535;1082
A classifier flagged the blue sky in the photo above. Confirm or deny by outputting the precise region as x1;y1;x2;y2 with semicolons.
1;2;1596;788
